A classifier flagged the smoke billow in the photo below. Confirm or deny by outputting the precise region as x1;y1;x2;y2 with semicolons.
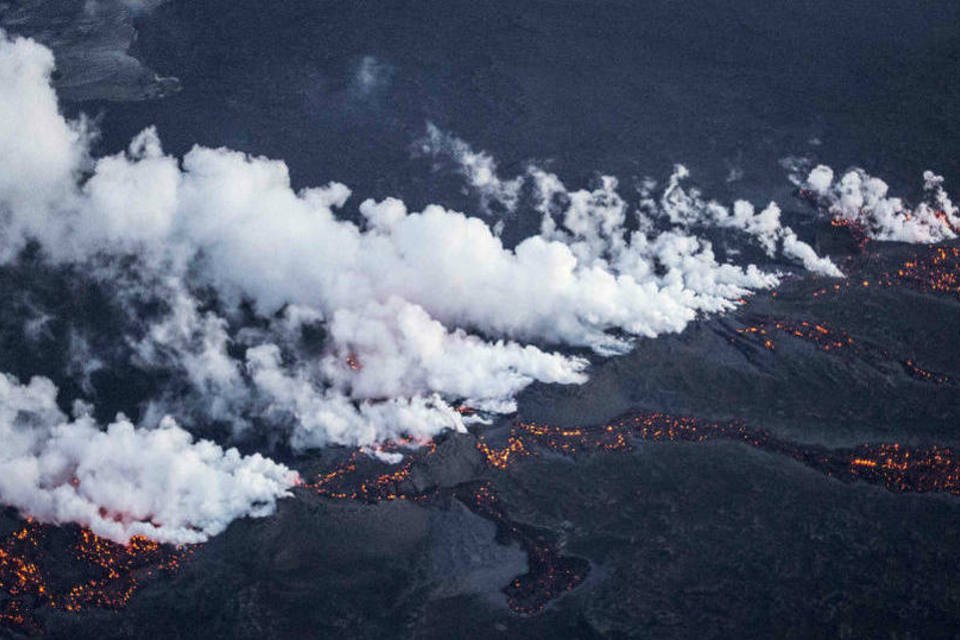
801;165;960;243
0;372;296;545
0;30;947;542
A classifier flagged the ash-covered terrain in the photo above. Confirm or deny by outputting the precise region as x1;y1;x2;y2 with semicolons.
2;1;960;638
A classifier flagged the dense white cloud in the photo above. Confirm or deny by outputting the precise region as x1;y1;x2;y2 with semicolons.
0;372;297;545
0;30;862;541
802;164;960;243
0;32;838;451
0;33;89;260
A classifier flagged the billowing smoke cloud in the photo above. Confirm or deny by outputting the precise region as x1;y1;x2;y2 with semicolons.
801;165;960;243
0;30;791;435
0;30;866;540
0;372;296;545
0;32;89;254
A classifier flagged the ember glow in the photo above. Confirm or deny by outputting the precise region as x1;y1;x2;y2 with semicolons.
0;15;957;635
0;520;190;634
455;482;589;615
890;246;960;297
800;166;960;244
807;245;960;301
293;407;960;618
829;216;870;251
302;440;437;502
475;436;530;470
732;314;954;386
300;439;589;614
901;360;952;385
735;318;854;352
477;413;960;499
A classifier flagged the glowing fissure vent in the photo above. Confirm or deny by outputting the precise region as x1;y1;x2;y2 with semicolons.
474;412;960;498
296;410;960;617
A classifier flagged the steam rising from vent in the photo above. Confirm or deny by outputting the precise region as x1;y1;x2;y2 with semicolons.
0;29;791;451
800;164;960;243
0;373;296;545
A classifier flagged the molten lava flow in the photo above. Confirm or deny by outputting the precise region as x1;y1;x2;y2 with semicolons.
0;521;190;634
474;412;960;500
889;246;960;297
455;482;589;615
0;523;47;635
302;439;437;503
805;245;960;301
0;521;51;633
476;435;530;470
302;438;591;615
297;406;960;618
60;531;188;612
5;245;959;630
900;359;952;385
841;444;960;494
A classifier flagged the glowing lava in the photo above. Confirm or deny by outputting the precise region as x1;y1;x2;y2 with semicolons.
807;245;960;301
302;439;437;503
732;315;953;386
890;246;960;297
301;439;589;615
829;217;870;251
300;409;960;617
476;413;960;499
0;520;190;634
735;318;854;352
455;483;589;615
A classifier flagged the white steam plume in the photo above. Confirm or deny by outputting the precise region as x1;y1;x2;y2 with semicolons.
417;122;524;214
0;29;796;455
424;128;843;278
0;30;878;539
801;164;960;243
0;372;297;545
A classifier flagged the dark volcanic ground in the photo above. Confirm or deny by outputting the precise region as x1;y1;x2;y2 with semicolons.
3;1;960;638
2;229;959;640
